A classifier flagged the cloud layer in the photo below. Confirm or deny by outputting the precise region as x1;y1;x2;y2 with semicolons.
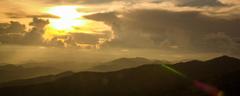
85;8;240;56
0;0;240;57
0;18;49;45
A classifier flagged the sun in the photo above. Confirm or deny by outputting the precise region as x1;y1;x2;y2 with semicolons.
45;6;86;31
41;5;115;48
47;6;82;19
49;19;86;31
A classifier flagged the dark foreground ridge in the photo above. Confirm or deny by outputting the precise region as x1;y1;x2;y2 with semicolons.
0;56;240;96
0;64;62;83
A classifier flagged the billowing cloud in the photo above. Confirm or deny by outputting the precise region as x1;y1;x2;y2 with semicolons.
0;0;240;59
40;0;240;8
44;0;116;4
0;18;49;45
0;17;114;48
152;0;225;7
5;12;60;19
220;0;240;5
20;0;231;8
85;9;240;56
44;31;114;48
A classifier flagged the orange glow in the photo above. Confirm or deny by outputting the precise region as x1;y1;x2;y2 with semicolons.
42;5;115;48
44;6;86;32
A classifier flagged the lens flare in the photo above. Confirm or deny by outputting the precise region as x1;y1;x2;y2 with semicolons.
161;64;224;96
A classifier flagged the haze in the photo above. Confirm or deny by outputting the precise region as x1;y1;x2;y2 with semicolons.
0;0;240;64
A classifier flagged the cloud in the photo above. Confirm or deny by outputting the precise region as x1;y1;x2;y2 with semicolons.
42;0;116;5
0;16;114;48
177;0;224;7
0;21;26;34
0;21;26;44
5;12;60;19
199;32;237;53
151;0;225;7
0;17;49;45
220;0;240;5
85;9;240;56
45;32;113;48
39;0;229;7
1;0;240;54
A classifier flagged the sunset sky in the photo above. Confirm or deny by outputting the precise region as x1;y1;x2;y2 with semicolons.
0;0;240;63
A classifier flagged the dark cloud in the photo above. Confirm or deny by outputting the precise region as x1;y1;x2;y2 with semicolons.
0;16;112;48
0;17;49;45
78;0;116;4
85;9;240;56
177;0;225;7
44;0;116;4
43;0;226;7
152;0;225;7
26;14;60;19
45;32;113;48
0;21;26;44
25;17;50;45
5;12;60;19
199;32;236;52
0;21;25;34
70;33;107;44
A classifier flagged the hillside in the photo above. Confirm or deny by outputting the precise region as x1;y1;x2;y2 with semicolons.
89;57;170;72
0;56;239;96
0;64;63;83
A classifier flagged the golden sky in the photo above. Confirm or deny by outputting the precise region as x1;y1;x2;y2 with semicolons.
0;0;240;63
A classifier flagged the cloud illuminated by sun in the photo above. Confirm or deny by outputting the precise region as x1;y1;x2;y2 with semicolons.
47;6;83;19
41;5;115;48
44;6;86;31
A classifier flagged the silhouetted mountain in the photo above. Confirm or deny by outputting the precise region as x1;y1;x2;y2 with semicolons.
173;55;240;79
0;64;188;96
0;71;74;88
0;64;63;83
89;57;170;72
0;63;10;67
0;56;239;96
0;64;23;70
22;61;97;72
0;63;13;66
207;55;240;64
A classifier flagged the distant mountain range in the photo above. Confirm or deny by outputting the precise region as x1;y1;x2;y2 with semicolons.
0;56;239;96
0;57;167;83
21;61;95;72
0;71;74;88
89;57;170;72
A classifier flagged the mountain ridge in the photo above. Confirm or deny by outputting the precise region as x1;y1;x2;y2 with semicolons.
0;55;239;96
89;57;170;72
